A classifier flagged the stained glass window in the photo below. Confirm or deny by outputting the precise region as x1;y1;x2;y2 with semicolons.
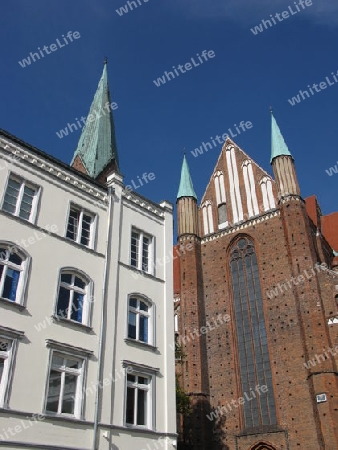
230;237;277;427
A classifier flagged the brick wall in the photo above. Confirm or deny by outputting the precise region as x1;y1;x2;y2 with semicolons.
175;143;338;449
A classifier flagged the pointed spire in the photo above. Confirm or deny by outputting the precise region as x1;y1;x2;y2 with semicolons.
71;61;119;179
271;110;292;163
177;155;197;200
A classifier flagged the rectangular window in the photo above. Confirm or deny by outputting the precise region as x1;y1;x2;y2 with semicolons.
0;338;12;407
218;203;228;227
125;372;151;428
130;229;153;274
131;231;139;268
45;352;83;417
66;205;95;248
2;175;38;222
316;393;327;403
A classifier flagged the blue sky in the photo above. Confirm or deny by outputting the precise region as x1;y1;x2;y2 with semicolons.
1;0;337;229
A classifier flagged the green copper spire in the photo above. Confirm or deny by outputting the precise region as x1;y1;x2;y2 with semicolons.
71;60;119;178
177;155;197;200
271;111;292;163
333;250;338;257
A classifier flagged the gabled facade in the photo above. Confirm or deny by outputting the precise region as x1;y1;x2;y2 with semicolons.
175;113;338;450
0;63;176;450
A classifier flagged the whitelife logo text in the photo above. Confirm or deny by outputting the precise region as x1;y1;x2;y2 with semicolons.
18;31;81;68
250;0;313;35
153;50;216;87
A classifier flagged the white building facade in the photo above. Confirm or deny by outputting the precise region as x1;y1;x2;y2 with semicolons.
0;62;176;450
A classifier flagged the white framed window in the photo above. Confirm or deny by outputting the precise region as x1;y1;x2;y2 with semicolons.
127;296;153;345
66;204;96;248
316;393;327;403
56;270;92;326
130;229;153;274
125;371;152;428
0;326;24;408
0;244;29;305
2;174;39;222
0;338;12;407
45;351;84;418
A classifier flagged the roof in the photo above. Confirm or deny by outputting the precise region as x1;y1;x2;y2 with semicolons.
271;112;292;163
177;155;197;200
71;61;119;178
0;128;105;190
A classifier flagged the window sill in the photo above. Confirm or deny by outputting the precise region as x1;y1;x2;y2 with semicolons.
0;297;25;311
124;423;153;432
51;315;93;332
42;411;86;423
125;338;157;351
119;262;164;283
130;264;153;276
0;210;105;258
0;407;93;425
65;236;94;251
1;209;35;225
238;423;281;436
218;222;229;230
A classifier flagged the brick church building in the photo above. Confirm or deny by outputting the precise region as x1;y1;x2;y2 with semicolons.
174;113;338;450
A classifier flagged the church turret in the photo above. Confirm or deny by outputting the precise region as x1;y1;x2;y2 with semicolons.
270;111;300;198
176;155;199;237
71;59;119;184
175;155;212;449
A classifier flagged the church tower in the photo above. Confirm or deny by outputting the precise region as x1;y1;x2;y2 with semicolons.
71;60;119;184
270;111;300;198
176;155;212;450
177;155;199;236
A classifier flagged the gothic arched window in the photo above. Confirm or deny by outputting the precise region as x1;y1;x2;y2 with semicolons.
230;237;277;428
